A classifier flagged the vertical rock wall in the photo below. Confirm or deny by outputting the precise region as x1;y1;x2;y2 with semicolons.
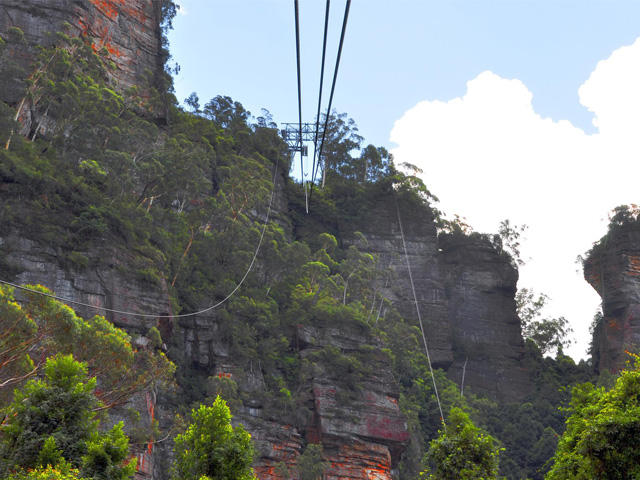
343;190;530;403
342;192;453;369
584;227;640;372
439;233;529;401
0;0;165;112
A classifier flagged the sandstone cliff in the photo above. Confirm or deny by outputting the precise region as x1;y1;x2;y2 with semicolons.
438;232;530;401
584;224;640;372
0;0;167;125
340;189;530;403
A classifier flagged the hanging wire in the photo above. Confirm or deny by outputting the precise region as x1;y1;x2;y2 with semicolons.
393;190;446;428
0;156;281;320
293;0;308;213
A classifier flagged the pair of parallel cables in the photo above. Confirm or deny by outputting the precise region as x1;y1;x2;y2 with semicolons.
293;0;351;212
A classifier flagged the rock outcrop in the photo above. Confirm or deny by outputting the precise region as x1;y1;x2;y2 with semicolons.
0;234;172;333
439;233;530;401
584;225;640;372
298;324;410;479
342;190;530;403
0;0;166;118
346;192;453;370
174;313;410;480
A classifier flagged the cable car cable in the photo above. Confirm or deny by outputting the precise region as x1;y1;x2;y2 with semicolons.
293;0;308;213
310;0;331;190
311;0;351;192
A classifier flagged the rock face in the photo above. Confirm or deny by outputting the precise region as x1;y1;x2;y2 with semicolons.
438;233;530;401
0;234;172;333
0;233;173;478
0;0;166;115
584;226;640;372
343;190;530;403
346;192;453;370
0;192;532;479
175;315;410;480
298;324;410;479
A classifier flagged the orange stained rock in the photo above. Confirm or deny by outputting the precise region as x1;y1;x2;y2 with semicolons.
625;254;640;276
88;0;120;20
608;318;621;330
323;441;393;480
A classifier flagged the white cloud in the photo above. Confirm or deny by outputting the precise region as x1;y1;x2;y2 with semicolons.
390;37;640;360
580;38;640;139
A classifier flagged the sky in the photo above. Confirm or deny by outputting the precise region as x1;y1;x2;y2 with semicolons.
168;0;640;360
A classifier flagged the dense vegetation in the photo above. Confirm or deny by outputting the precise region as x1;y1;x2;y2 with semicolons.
1;11;638;480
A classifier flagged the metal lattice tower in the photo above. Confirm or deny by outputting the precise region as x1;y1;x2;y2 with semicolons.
281;123;324;157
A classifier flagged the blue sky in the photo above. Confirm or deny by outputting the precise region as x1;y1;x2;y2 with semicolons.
169;1;640;145
169;1;640;360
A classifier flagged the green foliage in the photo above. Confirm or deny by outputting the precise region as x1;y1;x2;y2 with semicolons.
81;422;135;480
438;214;474;235
586;204;640;260
297;444;329;480
171;396;255;480
494;219;528;267
9;465;86;480
485;340;595;480
0;355;133;478
0;284;175;410
38;436;65;469
205;375;242;412
546;360;640;479
147;326;163;349
421;407;502;479
516;288;573;355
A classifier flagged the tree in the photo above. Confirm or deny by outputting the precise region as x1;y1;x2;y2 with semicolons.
81;422;135;480
0;354;134;478
546;360;640;479
171;396;255;480
0;284;175;410
297;444;328;480
421;407;502;480
8;465;85;480
318;111;363;187
516;287;573;355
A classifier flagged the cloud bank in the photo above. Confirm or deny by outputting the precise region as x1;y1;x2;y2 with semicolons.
390;37;640;359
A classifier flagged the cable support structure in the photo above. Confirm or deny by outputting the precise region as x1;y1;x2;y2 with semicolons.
311;0;351;191
0;156;281;320
393;190;446;428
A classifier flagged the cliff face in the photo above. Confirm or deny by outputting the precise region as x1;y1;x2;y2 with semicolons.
0;0;166;119
584;226;640;372
0;183;531;479
0;233;174;478
438;233;530;401
298;324;410;479
347;192;453;370
175;313;409;480
343;190;530;403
